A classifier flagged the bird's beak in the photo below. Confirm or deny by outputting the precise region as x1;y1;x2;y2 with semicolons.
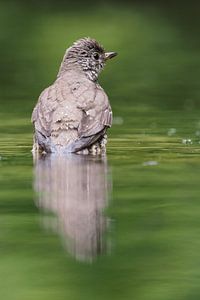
105;52;118;60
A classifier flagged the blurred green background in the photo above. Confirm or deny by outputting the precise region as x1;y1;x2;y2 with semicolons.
1;1;200;300
1;0;200;140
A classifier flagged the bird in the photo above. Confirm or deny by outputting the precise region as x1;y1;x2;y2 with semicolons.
31;37;117;155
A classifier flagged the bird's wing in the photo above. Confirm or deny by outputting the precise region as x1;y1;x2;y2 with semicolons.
78;85;112;137
66;85;112;153
31;82;69;151
31;84;58;137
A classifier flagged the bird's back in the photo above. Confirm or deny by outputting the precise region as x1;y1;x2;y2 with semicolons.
32;70;112;153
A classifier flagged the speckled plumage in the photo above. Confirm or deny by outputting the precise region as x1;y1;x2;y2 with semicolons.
31;37;117;154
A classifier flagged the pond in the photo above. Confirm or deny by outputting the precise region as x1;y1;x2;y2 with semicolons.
1;1;200;300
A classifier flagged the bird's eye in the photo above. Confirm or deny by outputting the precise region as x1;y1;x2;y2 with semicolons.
93;52;99;60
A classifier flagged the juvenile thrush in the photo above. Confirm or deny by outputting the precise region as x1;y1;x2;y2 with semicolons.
31;37;117;154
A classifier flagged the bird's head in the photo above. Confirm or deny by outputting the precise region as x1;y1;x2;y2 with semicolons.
58;37;117;81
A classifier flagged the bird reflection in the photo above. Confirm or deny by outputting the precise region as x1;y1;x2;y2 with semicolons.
33;153;112;262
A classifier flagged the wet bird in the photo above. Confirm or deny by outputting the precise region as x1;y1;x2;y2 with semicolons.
31;37;117;154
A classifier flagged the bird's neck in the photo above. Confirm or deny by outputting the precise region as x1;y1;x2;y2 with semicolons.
57;58;98;82
84;69;98;82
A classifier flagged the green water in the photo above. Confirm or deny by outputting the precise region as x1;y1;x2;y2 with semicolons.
1;1;200;299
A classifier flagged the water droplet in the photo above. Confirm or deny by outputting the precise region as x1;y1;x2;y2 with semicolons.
167;128;176;136
143;161;158;166
182;138;192;145
195;130;200;136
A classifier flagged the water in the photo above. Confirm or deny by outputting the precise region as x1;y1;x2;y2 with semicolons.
1;1;200;299
34;154;111;262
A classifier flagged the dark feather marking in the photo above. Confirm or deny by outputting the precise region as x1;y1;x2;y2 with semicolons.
64;128;106;153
